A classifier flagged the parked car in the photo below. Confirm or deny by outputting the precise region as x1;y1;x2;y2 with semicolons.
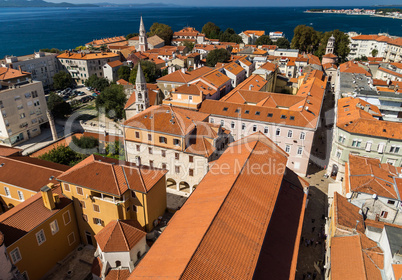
77;92;85;96
80;96;90;103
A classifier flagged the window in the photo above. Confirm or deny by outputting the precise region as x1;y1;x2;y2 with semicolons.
149;160;154;168
175;166;180;173
356;141;361;148
210;118;214;124
380;211;388;218
79;200;86;208
162;163;167;169
189;169;194;177
189;155;194;163
126;206;130;212
366;142;372;152
276;128;280;136
135;131;140;138
264;127;268;134
161;150;166;157
17;190;24;201
132;205;137;212
290;116;295;120
300;132;305;140
220;120;224;126
223;107;228;111
378;143;385;154
285;145;291;153
390;146;400;153
175;153;179;160
255;111;260;116
268;113;273;117
93;218;102;225
352;140;357;147
245;110;249;114
336;150;342;158
67;232;75;246
10;248;21;264
4;186;10;197
231;121;235;129
235;109;240;113
297;147;303;155
242;123;246;130
280;115;286;119
93;204;100;212
188;96;193;102
387;200;395;205
252;125;257;132
287;130;293;138
82;214;88;222
50;220;59;235
148;147;153;154
173;139;181;146
72;186;82;196
63;211;71;225
136;145;140;152
36;229;46;245
159;136;167;144
148;134;152;141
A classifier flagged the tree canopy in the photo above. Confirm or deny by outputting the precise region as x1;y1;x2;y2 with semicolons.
202;22;221;39
256;35;273;46
38;145;87;166
371;49;378;57
126;32;139;40
47;92;72;119
275;38;291;49
53;71;73;90
84;75;110;92
71;135;99;151
39;48;61;53
129;60;160;84
95;84;127;120
183;40;195;51
117;66;131;81
315;30;350;62
219;28;242;43
148;23;173;45
291;25;321;54
206;48;231;67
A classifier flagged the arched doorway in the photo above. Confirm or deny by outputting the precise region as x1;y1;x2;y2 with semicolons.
166;178;176;190
179;181;190;193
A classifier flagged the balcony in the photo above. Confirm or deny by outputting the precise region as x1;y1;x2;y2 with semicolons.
90;191;125;204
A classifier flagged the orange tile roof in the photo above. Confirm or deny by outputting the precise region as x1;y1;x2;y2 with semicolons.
92;257;102;277
0;145;21;156
388;37;402;47
116;79;133;86
337;97;402;140
339;61;371;76
243;30;265;37
223;62;245;75
57;51;119;60
306;54;322;66
57;155;166;196
323;53;338;58
157;66;213;84
378;66;402;78
238;56;252;66
129;132;306;280
95;220;146;252
347;154;401;200
174;80;215;97
253;49;267;55
229;74;267;92
124;83;160;109
352;35;380;41
331;234;383;280
372;79;388;86
333;192;365;233
107;60;123;68
105;269;131;280
393;264;402;279
184;122;222;157
0;155;66;192
82;132;123;143
86;36;126;47
200;69;231;88
0;67;30;81
259;61;277;72
0;185;72;246
124;105;209;136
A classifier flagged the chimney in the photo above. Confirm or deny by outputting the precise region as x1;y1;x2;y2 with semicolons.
41;183;56;210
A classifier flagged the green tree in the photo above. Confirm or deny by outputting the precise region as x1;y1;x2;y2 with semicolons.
148;23;173;45
47;92;72;119
85;75;110;92
99;44;108;52
40;48;61;53
220;28;242;43
355;55;368;62
206;48;231;67
75;46;86;51
53;71;73;90
129;61;160;84
126;32;139;40
117;66;131;81
95;84;127;120
371;49;378;57
256;35;273;46
275;38;291;49
71;135;99;150
38;145;87;166
202;22;221;39
105;140;124;157
291;25;321;53
183;40;195;51
315;30;350;62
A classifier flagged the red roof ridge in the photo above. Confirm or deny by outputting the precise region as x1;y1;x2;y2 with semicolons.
136;166;147;193
0;192;42;223
0;155;65;173
119;221;131;251
111;165;122;197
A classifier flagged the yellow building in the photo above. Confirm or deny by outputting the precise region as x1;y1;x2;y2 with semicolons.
0;153;69;212
0;184;80;280
57;154;167;245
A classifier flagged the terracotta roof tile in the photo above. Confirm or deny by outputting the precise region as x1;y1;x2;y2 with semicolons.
339;61;371;76
333;192;365;233
0;185;71;246
223;62;245;75
57;51;119;60
107;60;123;68
105;269;131;280
57;155;166;196
392;264;402;279
124;83;160;109
0;67;30;81
243;30;265;37
0;145;21;156
92;257;103;277
86;36;126;47
157;67;213;84
95;220;146;252
378;66;402;79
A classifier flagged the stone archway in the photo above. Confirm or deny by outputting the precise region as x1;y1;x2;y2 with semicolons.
167;178;176;189
179;181;190;193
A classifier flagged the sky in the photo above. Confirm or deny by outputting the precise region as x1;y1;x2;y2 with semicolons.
48;0;401;7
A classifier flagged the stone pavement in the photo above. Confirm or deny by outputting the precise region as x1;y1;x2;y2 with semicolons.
295;169;333;280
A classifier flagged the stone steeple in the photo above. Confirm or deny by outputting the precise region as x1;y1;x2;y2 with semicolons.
138;16;148;52
326;34;335;55
134;63;149;113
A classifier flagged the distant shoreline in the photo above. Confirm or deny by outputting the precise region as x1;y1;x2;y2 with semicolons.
305;10;402;20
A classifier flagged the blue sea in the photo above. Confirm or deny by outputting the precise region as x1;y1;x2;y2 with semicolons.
0;6;401;57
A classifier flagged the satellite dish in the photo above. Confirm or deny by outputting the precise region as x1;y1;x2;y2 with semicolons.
372;194;378;199
346;193;352;199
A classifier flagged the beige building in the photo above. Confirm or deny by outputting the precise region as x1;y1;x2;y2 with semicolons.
384;38;402;63
123;105;230;195
57;51;120;84
0;68;48;146
1;52;61;91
